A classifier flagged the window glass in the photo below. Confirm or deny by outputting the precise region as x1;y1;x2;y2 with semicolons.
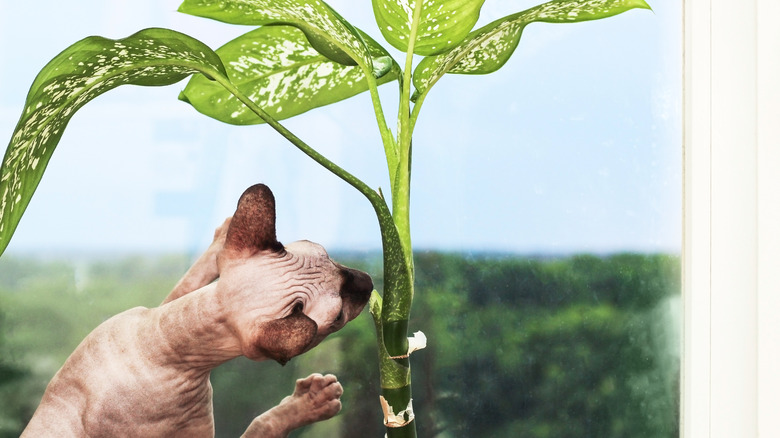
0;1;681;436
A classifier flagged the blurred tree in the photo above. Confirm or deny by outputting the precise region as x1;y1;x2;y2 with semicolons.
0;252;679;437
402;253;679;437
0;307;30;437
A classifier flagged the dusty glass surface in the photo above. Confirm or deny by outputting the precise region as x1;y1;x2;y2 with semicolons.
0;1;680;437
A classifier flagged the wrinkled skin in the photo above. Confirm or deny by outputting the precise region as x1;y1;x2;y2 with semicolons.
21;184;373;437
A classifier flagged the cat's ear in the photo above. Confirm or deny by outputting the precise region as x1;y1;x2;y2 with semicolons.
220;184;284;261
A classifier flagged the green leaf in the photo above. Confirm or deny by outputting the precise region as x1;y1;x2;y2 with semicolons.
179;0;372;69
0;28;226;256
179;25;399;125
412;0;652;99
372;0;486;55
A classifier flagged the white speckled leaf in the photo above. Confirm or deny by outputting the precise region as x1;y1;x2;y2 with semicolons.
0;28;226;255
179;0;371;69
180;25;399;125
372;0;485;55
413;0;652;98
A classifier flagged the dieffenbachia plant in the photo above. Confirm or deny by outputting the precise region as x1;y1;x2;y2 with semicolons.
0;0;651;436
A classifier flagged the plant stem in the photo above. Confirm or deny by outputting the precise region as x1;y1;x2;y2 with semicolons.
371;3;427;438
365;71;400;182
408;91;428;138
393;0;425;272
210;73;381;207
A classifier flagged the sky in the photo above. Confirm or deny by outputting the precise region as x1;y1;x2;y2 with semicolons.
0;0;681;255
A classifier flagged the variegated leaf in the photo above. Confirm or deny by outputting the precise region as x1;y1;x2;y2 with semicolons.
412;0;652;99
179;0;371;69
372;0;485;55
0;28;226;256
179;25;399;125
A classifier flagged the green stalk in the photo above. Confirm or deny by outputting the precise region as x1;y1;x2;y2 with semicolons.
210;73;381;209
364;71;400;182
393;0;424;268
372;2;427;436
408;89;429;138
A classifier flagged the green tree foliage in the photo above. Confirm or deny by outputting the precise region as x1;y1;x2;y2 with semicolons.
0;252;678;437
0;309;29;437
344;252;680;437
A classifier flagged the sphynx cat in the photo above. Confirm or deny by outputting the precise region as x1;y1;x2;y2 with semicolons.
21;184;373;437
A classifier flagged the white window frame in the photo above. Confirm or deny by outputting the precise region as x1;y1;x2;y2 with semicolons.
683;0;779;436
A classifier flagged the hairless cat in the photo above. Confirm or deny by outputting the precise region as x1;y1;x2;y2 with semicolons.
21;183;374;437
